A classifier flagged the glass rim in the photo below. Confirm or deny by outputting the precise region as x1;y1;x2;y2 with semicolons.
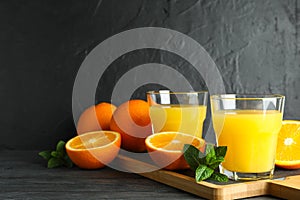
210;94;285;100
146;90;208;95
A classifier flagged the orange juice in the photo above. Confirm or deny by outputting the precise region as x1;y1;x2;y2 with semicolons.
212;110;282;173
149;105;207;138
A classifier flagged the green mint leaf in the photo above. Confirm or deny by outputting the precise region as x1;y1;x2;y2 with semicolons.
38;150;51;160
56;140;66;153
210;172;229;182
51;150;65;158
51;151;60;158
215;146;227;158
183;143;229;182
63;154;73;168
208;157;224;169
47;157;64;168
205;143;215;156
64;159;73;168
195;165;207;182
183;144;201;171
198;155;207;165
39;140;73;168
195;165;214;182
205;143;216;165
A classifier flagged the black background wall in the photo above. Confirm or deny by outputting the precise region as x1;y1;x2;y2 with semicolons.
1;0;299;150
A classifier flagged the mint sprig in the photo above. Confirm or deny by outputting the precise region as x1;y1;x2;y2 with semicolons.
183;143;228;182
39;140;73;168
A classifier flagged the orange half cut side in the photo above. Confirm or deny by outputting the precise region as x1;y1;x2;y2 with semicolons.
275;120;300;169
66;131;121;169
145;132;205;170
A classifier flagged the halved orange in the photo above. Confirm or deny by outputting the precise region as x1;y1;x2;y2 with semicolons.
145;132;205;170
66;131;121;169
275;120;300;169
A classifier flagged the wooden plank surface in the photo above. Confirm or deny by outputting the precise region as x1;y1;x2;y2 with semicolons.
115;153;300;199
0;150;202;200
268;175;300;199
0;150;286;200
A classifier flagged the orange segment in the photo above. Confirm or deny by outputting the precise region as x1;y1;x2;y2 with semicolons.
275;120;300;169
66;131;121;169
145;132;205;170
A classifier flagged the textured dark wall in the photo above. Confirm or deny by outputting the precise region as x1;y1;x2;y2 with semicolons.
1;0;299;150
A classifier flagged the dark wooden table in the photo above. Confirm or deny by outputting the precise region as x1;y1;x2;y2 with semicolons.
0;150;281;200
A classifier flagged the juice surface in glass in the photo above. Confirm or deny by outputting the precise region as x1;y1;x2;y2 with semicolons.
212;110;282;173
149;105;207;138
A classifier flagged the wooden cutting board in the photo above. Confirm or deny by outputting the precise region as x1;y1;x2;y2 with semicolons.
113;154;300;199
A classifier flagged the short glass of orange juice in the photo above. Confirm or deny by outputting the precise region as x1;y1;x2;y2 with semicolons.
147;90;208;138
211;94;285;180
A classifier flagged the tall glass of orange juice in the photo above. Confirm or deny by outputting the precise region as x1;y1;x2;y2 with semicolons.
211;94;285;180
147;91;208;138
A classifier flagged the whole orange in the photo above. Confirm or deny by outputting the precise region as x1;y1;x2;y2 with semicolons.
110;99;152;152
77;102;116;135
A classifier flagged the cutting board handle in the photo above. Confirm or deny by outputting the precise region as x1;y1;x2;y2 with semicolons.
268;175;300;199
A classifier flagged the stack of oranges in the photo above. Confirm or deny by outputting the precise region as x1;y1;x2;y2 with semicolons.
75;100;152;153
66;100;154;169
66;99;205;170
